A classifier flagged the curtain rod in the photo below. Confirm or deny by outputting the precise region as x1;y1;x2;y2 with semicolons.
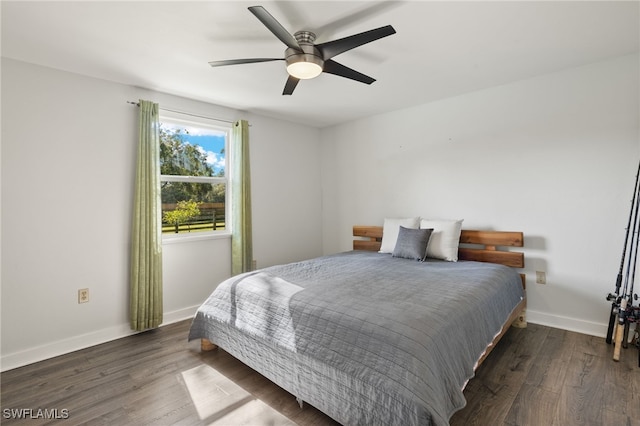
127;101;236;125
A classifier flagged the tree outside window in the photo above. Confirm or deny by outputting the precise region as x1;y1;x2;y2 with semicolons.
159;119;229;235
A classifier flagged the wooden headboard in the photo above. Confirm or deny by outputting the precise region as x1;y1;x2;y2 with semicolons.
353;225;525;286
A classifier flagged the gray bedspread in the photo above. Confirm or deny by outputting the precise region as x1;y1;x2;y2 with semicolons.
189;250;524;425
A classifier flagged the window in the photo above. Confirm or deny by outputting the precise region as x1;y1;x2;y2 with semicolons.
159;116;230;239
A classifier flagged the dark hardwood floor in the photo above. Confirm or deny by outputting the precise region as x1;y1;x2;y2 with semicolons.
1;320;638;425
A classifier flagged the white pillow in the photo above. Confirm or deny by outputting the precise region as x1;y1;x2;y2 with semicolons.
379;217;420;253
420;218;464;261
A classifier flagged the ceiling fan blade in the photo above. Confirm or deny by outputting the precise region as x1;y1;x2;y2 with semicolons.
248;6;300;50
322;60;376;85
282;76;300;95
209;58;283;67
316;25;396;60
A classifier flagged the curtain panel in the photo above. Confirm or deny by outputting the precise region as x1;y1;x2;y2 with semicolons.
231;119;253;275
130;99;163;331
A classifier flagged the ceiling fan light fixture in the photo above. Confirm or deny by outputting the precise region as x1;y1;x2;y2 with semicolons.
286;60;323;79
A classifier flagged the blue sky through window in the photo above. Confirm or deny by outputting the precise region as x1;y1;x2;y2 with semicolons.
161;122;226;174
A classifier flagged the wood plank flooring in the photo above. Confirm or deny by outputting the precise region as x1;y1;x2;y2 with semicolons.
1;320;638;425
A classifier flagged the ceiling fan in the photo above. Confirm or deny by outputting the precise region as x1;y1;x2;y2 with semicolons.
208;6;396;95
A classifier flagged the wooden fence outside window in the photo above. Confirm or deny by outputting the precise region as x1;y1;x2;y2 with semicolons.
161;202;225;233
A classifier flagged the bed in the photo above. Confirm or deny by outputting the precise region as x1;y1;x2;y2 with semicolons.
188;224;526;425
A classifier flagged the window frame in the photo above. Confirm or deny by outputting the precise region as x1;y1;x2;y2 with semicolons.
158;114;231;243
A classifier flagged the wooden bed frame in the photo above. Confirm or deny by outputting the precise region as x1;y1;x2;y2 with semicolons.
202;225;527;366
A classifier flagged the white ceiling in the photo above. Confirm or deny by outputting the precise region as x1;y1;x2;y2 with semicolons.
2;1;638;128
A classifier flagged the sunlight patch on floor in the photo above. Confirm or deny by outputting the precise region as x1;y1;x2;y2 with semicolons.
180;364;297;425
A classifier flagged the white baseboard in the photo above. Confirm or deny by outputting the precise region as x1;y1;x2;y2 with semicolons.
0;305;200;372
162;305;199;326
526;309;608;338
0;307;620;372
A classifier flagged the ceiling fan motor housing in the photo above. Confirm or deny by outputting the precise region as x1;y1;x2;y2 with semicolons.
285;31;324;79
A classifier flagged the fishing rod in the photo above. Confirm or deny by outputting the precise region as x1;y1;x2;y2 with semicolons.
622;212;640;351
622;206;640;356
607;160;640;343
613;168;640;361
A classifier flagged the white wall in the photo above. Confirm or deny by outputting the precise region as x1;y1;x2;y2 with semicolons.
0;58;322;370
320;54;639;337
246;113;323;269
3;52;637;370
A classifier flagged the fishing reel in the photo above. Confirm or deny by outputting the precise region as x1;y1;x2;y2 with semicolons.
630;304;640;321
607;292;638;308
606;294;622;318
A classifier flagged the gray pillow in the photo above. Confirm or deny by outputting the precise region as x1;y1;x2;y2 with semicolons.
392;226;433;261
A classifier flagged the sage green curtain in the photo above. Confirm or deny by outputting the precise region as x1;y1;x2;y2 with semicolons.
231;119;253;275
130;100;163;331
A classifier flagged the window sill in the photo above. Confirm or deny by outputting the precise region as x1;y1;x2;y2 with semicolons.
162;231;231;245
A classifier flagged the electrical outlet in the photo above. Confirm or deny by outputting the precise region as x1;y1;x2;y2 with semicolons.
535;271;546;285
78;288;89;303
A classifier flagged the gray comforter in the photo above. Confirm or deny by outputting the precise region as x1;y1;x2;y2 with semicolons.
189;250;524;425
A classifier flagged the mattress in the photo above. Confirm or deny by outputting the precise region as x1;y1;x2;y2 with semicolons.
189;250;524;425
